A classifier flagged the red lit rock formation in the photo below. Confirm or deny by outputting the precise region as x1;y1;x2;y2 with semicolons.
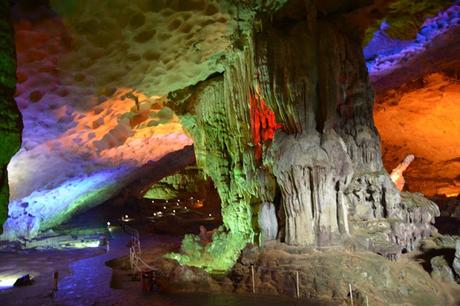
249;91;281;161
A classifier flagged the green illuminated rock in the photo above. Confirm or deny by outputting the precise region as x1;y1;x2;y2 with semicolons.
0;0;22;233
166;31;279;270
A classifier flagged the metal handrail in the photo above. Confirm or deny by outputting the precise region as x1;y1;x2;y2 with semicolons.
125;224;159;273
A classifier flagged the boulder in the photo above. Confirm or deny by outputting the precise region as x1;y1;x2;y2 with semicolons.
431;256;455;283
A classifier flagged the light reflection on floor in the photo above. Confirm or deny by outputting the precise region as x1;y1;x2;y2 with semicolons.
0;274;30;290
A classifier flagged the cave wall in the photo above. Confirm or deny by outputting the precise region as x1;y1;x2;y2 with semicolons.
368;2;460;197
143;166;213;200
0;0;22;233
3;0;294;241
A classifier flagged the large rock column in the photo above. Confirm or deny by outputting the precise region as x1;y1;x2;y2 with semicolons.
257;0;380;246
0;0;22;233
166;0;440;268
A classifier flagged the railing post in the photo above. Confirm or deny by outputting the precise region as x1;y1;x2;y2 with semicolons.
251;265;255;294
296;271;300;298
349;283;354;306
53;271;59;293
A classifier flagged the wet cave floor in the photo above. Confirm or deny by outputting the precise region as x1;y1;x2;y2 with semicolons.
0;199;310;306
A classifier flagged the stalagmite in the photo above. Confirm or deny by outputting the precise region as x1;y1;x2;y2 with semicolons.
390;154;415;191
258;202;278;244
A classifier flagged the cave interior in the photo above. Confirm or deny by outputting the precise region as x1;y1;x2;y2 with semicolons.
0;0;459;305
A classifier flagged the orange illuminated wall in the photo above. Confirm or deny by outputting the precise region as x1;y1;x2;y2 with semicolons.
374;73;460;197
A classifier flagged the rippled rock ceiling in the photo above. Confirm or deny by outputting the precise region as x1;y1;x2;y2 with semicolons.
0;0;458;271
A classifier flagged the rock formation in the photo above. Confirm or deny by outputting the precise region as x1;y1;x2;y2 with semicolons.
143;167;210;200
454;239;460;278
164;0;441;270
1;0;200;240
432;255;456;283
258;202;277;244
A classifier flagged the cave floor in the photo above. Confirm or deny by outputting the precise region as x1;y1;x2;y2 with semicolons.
0;228;306;306
0;215;302;306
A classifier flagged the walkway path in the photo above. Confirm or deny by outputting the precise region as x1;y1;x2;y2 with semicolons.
53;228;129;305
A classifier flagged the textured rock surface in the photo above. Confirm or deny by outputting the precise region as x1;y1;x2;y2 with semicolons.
144;243;458;305
47;0;238;97
361;0;452;47
367;2;460;93
0;0;22;233
5;0;296;240
143;166;209;200
2;1;205;239
258;202;278;244
2;145;195;240
394;193;440;251
346;174;439;258
271;130;353;246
